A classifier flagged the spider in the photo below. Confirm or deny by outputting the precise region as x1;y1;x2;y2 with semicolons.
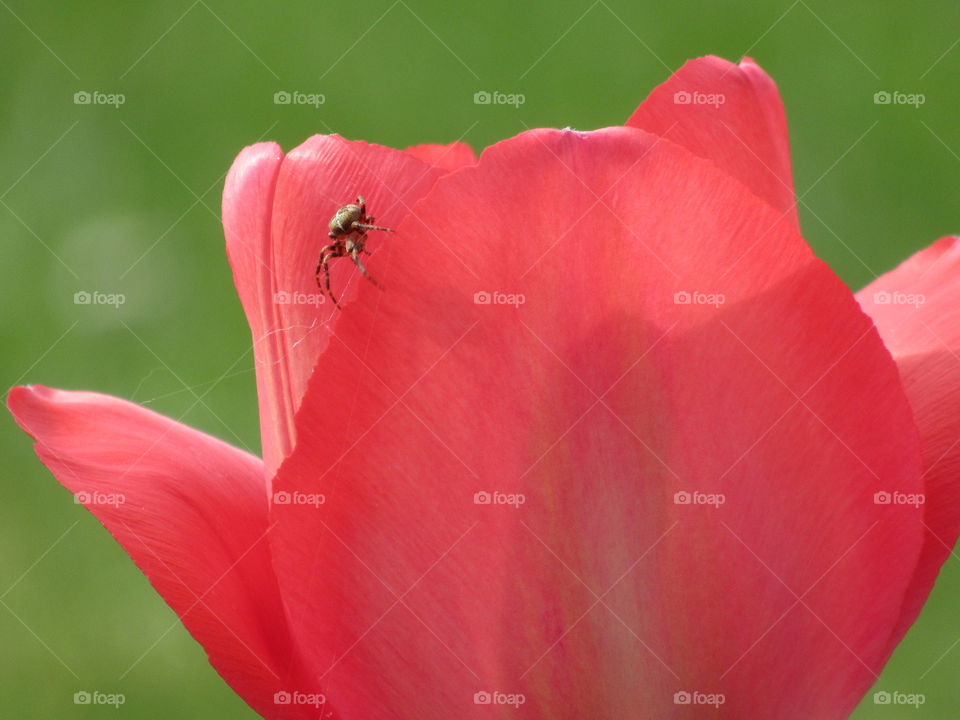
316;195;395;308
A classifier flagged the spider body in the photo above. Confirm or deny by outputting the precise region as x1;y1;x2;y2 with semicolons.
316;195;395;308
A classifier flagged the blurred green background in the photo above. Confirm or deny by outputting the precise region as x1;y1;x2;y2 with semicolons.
1;0;957;716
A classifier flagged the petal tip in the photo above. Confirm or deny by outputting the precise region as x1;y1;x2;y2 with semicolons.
7;383;48;411
226;142;285;183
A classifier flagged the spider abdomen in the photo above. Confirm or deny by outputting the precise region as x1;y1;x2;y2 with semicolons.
328;204;363;237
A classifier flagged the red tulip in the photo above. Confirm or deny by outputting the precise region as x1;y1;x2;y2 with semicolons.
9;56;960;719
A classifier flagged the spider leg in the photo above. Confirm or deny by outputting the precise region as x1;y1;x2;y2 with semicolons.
354;222;395;233
351;248;382;289
315;245;335;287
315;246;342;309
323;255;341;309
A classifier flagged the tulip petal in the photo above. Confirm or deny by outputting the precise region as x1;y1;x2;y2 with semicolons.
857;236;960;649
258;136;446;480
7;385;313;720
270;127;922;718
627;56;798;226
223;142;289;475
225;138;452;478
404;141;477;171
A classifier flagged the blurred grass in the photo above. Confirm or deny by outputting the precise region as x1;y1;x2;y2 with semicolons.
1;0;957;716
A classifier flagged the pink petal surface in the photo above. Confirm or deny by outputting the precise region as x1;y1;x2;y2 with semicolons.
857;236;960;649
627;56;798;227
404;141;478;171
269;127;923;719
6;386;313;720
224;142;288;476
